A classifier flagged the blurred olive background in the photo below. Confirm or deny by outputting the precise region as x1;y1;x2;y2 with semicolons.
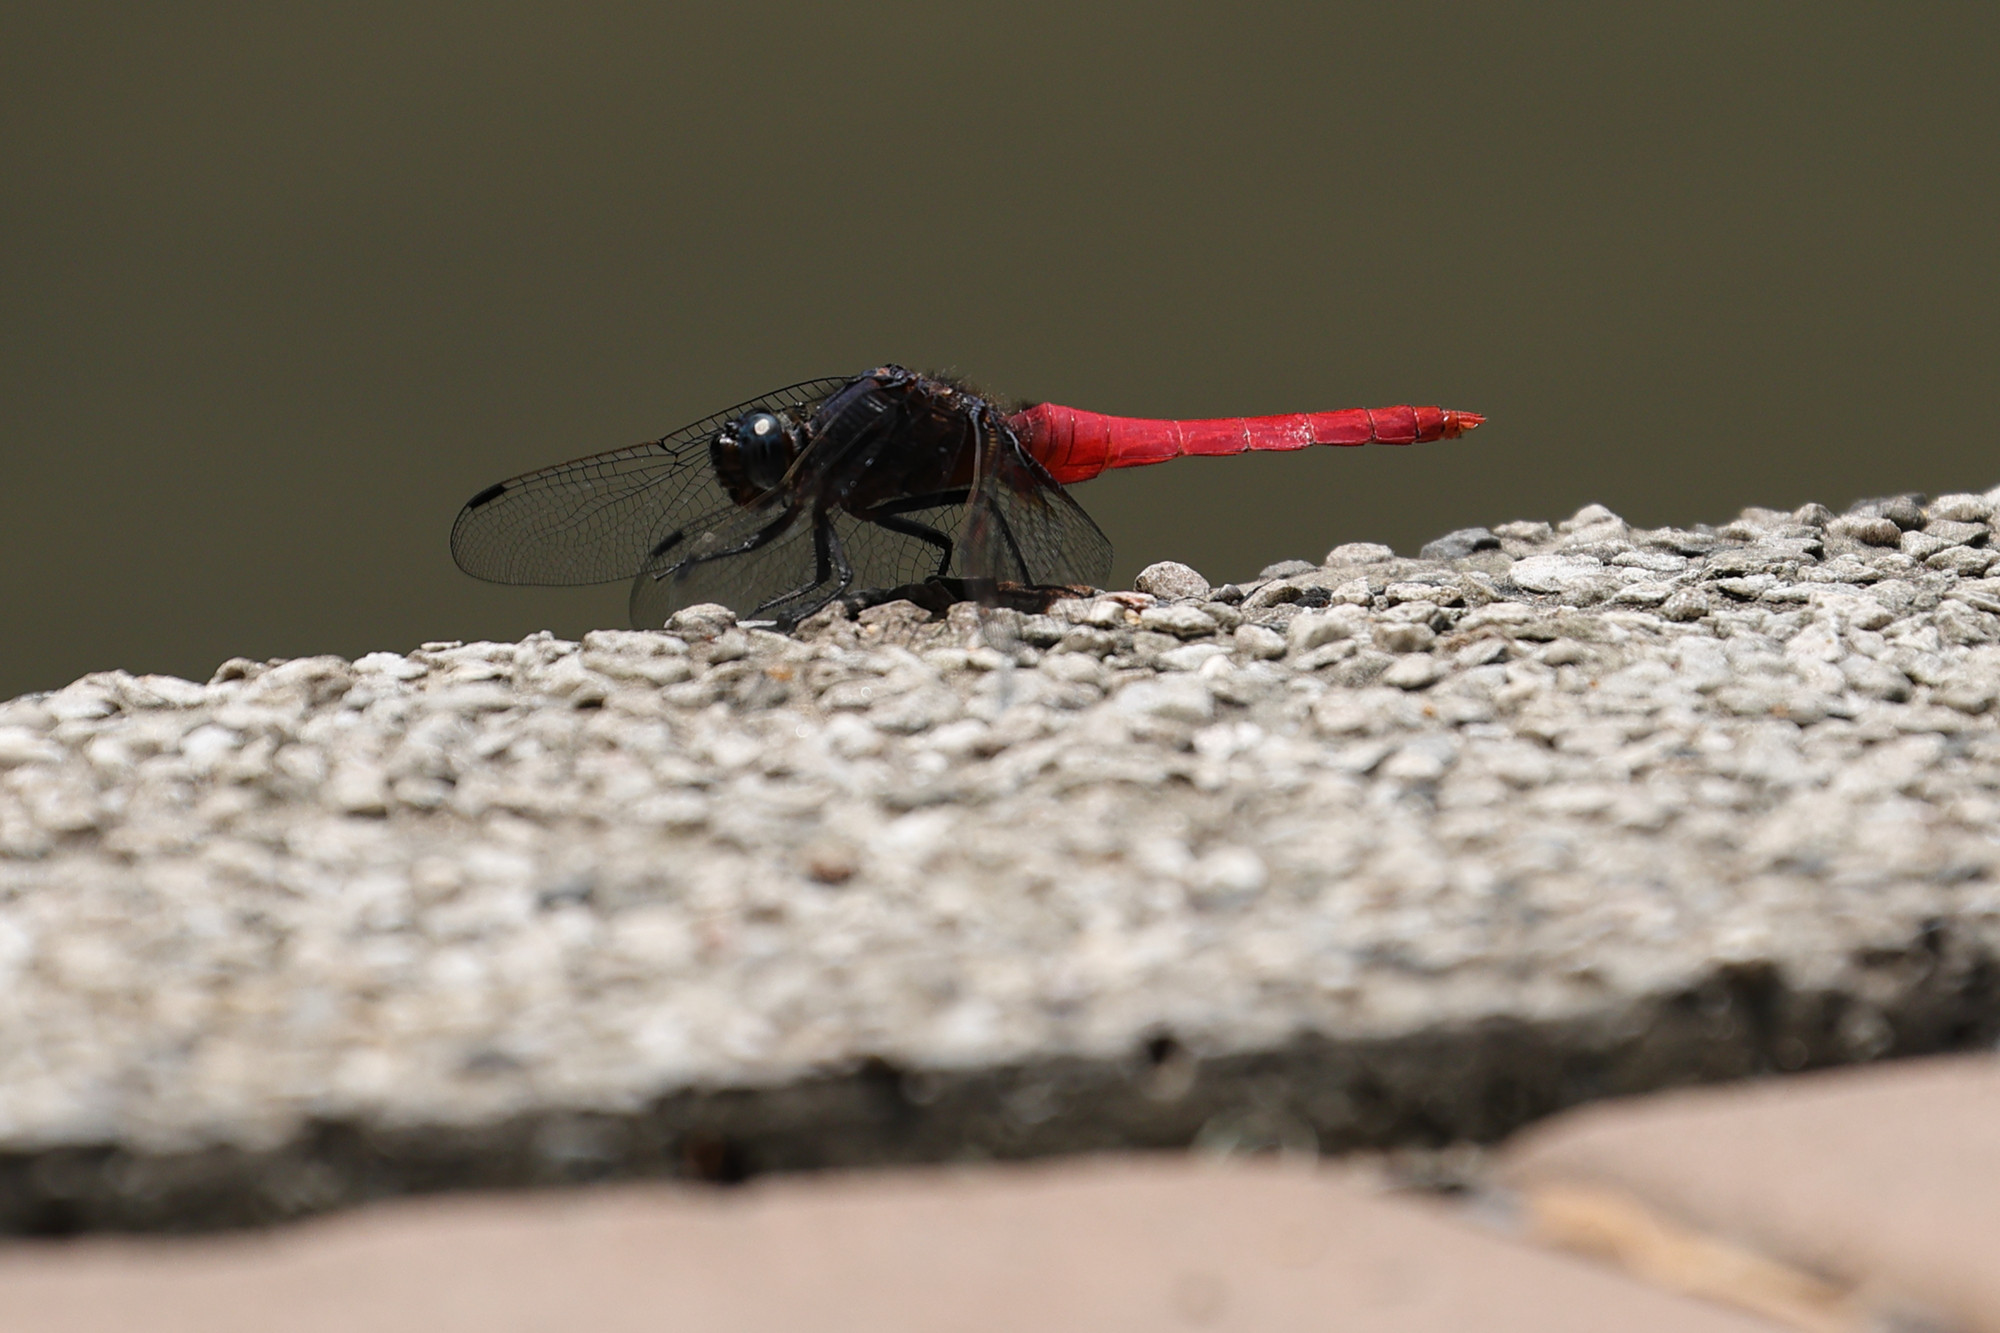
3;3;1996;698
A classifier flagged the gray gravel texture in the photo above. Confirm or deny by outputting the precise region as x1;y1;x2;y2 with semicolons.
7;490;2000;1230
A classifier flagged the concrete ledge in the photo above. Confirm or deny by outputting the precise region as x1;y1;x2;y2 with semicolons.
3;980;1995;1234
6;494;2000;1230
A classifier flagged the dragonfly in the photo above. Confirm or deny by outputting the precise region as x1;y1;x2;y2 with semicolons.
451;365;1483;630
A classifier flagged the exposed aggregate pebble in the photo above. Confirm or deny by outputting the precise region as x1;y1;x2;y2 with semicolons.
8;490;2000;1226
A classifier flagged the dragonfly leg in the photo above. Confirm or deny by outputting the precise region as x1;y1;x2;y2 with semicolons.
632;502;809;629
659;502;801;579
753;507;858;629
855;487;971;579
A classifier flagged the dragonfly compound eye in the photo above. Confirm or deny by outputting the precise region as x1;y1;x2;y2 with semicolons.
711;410;799;500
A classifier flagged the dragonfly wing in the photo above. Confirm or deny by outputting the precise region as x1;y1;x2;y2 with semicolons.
843;503;972;587
628;491;800;627
450;377;851;586
963;423;1114;589
627;496;962;628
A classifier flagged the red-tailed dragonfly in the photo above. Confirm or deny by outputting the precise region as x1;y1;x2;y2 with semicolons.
452;366;1482;629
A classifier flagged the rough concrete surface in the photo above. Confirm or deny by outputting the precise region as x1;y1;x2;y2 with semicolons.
0;1158;1786;1333
5;491;2000;1229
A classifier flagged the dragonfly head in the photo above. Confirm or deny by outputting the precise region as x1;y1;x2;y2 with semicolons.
711;409;804;502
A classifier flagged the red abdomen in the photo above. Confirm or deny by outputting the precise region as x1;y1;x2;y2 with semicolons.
1009;402;1484;485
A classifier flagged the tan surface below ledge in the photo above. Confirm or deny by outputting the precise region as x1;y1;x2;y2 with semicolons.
0;1157;1779;1333
1500;1054;2000;1333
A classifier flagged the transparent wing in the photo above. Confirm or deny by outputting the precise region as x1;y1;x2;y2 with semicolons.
963;422;1114;588
628;495;970;629
450;377;852;586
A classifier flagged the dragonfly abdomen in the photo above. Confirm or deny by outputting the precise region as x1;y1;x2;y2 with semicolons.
1010;403;1484;485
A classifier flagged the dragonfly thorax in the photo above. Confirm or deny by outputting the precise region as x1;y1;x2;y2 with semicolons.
710;410;802;503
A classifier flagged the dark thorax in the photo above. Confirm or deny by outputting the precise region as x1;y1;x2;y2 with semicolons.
774;367;1002;517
